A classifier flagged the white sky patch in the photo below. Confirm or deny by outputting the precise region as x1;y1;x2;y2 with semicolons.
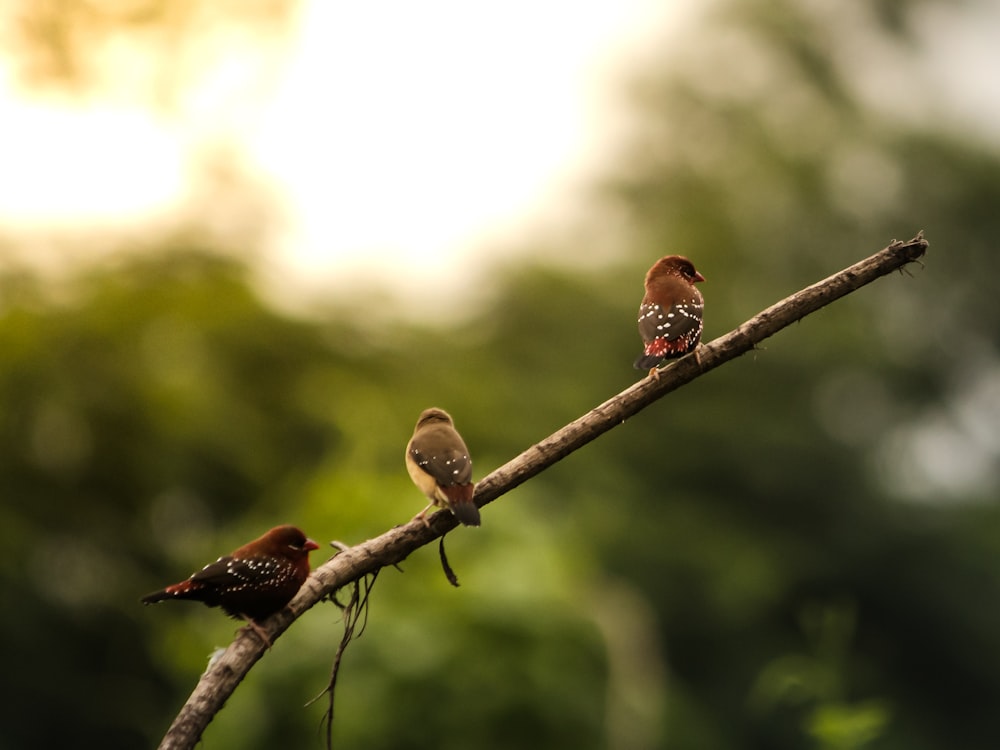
0;98;186;225
247;0;674;294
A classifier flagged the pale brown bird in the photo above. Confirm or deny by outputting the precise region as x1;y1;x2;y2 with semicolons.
405;407;480;527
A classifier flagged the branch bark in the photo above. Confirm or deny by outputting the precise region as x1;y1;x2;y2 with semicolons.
156;233;928;750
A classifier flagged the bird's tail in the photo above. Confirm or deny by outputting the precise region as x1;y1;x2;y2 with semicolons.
140;579;198;604
451;499;481;527
443;484;481;526
140;588;171;605
633;352;662;370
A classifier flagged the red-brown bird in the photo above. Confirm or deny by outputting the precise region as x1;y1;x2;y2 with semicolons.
634;255;705;376
141;525;319;642
405;407;480;527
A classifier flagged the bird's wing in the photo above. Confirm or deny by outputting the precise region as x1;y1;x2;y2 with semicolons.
408;426;473;486
190;555;286;589
637;300;703;346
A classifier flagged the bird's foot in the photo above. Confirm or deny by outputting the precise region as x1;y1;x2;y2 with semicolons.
412;507;433;529
239;616;273;649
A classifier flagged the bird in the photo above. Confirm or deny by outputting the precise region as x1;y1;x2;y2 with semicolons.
141;525;320;644
405;407;480;527
634;255;705;377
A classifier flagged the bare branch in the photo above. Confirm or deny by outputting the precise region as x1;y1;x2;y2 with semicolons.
155;233;928;750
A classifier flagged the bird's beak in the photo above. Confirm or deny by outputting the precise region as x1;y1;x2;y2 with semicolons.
304;539;321;552
694;271;706;283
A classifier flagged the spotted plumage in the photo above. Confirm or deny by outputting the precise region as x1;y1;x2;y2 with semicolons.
141;525;320;623
634;255;705;374
406;407;480;527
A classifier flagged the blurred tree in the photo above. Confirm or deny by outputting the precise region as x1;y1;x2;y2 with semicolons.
0;248;340;748
1;0;1000;749
0;0;299;108
564;1;1000;747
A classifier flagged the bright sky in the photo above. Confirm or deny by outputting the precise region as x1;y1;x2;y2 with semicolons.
0;0;677;299
2;0;997;306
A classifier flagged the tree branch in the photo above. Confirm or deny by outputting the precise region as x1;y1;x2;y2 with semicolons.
156;233;928;750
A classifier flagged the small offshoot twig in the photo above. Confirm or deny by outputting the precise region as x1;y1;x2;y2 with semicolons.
306;553;379;750
438;535;461;588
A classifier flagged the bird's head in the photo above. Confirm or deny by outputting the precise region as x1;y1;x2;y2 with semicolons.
414;407;455;431
263;525;320;560
646;255;705;287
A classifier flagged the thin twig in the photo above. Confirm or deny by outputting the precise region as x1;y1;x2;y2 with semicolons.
438;535;460;588
154;233;928;750
305;569;378;749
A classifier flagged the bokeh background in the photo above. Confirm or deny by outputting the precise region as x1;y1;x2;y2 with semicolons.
2;1;999;748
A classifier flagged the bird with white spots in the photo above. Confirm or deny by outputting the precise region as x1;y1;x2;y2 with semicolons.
634;255;705;377
141;525;319;644
405;407;480;527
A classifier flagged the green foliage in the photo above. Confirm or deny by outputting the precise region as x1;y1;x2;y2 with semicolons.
751;602;892;750
2;0;1000;748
